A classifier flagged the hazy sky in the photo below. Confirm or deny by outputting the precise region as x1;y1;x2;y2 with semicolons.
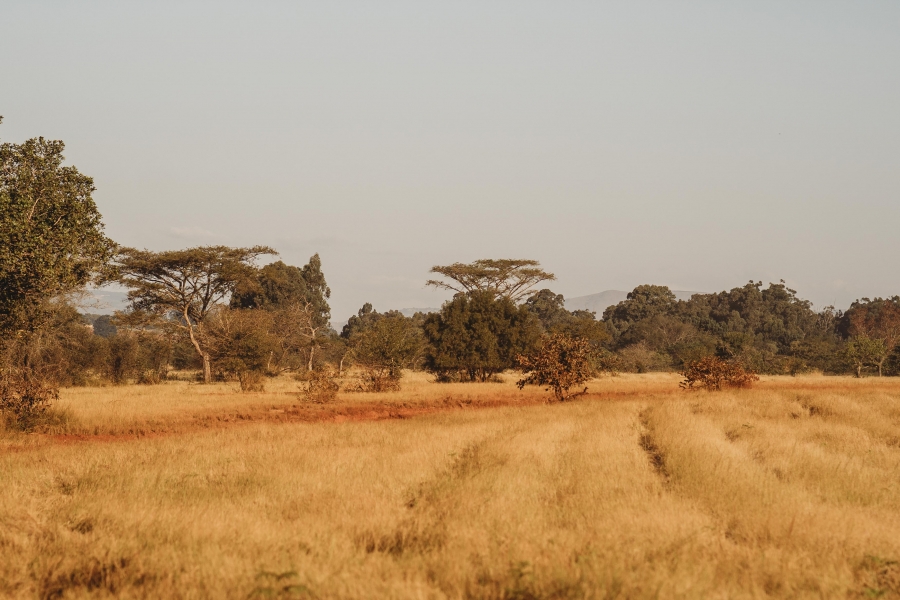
3;1;899;320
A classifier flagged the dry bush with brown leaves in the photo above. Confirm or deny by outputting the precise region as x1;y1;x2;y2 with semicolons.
680;355;759;391
299;369;340;403
516;334;595;401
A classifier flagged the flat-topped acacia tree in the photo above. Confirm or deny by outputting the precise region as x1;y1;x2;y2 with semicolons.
426;259;555;303
115;245;275;383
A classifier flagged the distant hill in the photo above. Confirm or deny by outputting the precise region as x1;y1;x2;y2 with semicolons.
565;290;701;316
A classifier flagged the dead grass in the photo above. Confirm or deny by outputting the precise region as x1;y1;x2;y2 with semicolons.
1;373;899;598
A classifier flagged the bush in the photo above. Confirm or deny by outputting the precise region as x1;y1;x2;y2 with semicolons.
516;334;595;401
0;375;59;431
679;356;759;391
300;369;339;403
344;369;403;393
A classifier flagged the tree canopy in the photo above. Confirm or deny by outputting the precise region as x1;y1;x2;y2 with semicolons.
0;120;115;334
114;245;275;382
422;291;541;382
427;259;555;302
231;254;331;328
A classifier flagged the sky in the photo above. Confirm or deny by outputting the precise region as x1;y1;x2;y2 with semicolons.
2;1;899;321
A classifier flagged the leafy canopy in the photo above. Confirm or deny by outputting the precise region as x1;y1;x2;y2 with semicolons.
427;259;555;302
0;118;115;333
114;245;275;382
423;291;541;382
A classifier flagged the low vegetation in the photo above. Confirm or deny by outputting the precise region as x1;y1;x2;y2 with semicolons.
1;374;899;598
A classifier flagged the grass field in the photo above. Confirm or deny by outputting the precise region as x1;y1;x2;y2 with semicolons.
2;373;900;598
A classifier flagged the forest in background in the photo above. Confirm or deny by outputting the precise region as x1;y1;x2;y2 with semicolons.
4;121;900;430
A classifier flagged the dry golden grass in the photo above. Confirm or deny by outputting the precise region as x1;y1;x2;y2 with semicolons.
1;372;900;598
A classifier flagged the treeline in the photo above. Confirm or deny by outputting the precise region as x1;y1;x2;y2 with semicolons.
4;122;900;430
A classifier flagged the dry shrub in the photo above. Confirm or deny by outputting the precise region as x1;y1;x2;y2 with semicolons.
237;370;266;393
0;374;59;431
516;334;595;401
299;369;339;403
680;355;759;391
343;369;402;393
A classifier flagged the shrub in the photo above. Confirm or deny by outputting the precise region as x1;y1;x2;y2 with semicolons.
679;356;759;391
345;370;403;393
300;369;339;403
0;374;58;431
516;334;595;401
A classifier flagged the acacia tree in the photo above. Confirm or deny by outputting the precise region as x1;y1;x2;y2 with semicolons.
427;259;555;303
0;119;115;335
114;245;275;383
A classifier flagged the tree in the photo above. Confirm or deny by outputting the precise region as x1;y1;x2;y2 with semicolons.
603;285;678;329
0;118;115;334
349;313;423;391
114;245;275;383
516;334;596;401
839;298;900;376
427;259;555;302
844;335;887;378
231;255;332;371
202;307;277;391
423;291;541;382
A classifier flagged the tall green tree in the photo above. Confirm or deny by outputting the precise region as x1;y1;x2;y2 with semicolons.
0;118;115;334
423;291;541;382
231;255;332;371
114;245;275;383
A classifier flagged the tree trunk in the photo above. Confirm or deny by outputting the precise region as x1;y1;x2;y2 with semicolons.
202;353;212;383
184;310;210;383
307;345;315;371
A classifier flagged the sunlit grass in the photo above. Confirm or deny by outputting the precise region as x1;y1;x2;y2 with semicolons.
1;373;899;597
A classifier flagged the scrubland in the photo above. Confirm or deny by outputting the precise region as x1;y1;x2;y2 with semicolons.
1;373;900;598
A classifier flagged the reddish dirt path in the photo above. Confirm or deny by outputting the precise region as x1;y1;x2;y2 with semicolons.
0;388;684;454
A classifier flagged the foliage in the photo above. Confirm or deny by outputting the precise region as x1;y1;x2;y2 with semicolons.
603;282;846;375
0;121;116;335
839;297;900;376
524;289;609;345
844;335;887;378
299;369;339;403
0;373;58;432
427;259;555;302
114;245;275;382
423;291;541;382
231;255;331;324
679;356;759;391
232;255;333;372
516;334;595;401
202;308;277;391
342;306;424;391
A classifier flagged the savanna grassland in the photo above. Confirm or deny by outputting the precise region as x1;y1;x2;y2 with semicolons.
2;373;900;599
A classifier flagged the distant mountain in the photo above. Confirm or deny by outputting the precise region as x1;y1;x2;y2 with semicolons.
565;290;701;316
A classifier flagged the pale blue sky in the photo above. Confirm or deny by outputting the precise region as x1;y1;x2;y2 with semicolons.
2;1;899;320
